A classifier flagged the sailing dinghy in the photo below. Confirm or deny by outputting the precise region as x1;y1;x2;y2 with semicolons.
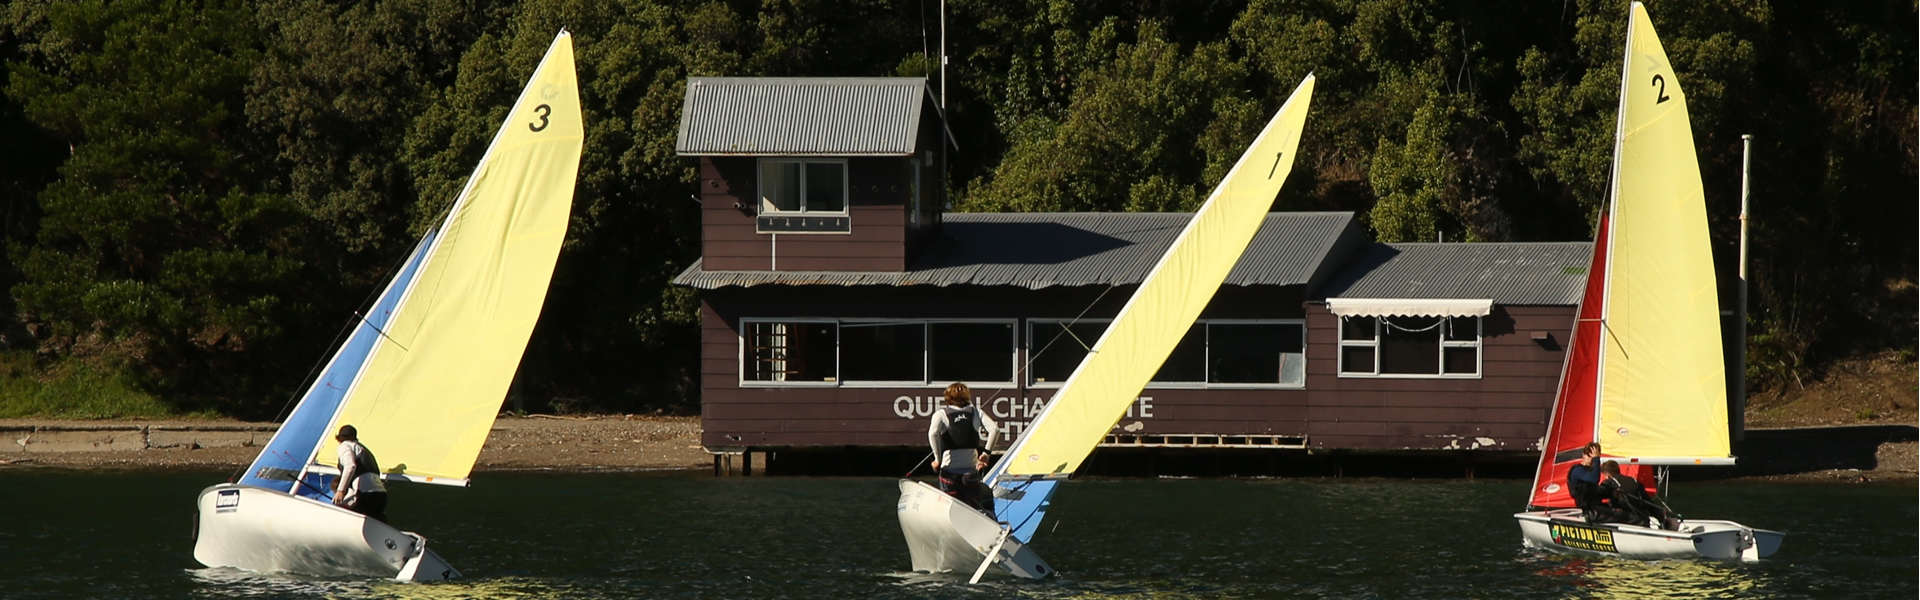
897;75;1315;581
192;31;583;581
1512;4;1780;561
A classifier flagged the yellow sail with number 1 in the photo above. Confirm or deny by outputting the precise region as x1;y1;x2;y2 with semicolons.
996;75;1316;479
1595;3;1731;463
314;32;584;483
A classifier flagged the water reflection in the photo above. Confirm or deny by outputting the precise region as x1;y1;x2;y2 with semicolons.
1530;555;1761;599
3;471;1905;600
190;569;589;600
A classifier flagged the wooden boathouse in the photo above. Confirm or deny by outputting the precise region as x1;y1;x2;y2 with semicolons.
672;77;1590;476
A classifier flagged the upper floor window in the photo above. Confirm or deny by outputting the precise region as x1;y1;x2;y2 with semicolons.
1338;315;1481;378
759;159;846;214
1027;319;1305;388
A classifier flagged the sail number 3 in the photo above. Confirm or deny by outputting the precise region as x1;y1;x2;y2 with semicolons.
529;104;553;132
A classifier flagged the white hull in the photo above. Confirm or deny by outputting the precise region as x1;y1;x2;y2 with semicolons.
193;484;459;581
1516;509;1782;561
896;480;1053;579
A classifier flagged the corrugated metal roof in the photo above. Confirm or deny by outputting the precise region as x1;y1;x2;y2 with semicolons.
673;212;1357;290
676;77;932;156
1315;242;1593;305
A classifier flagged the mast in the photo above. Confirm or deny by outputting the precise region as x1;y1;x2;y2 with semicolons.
1735;134;1751;441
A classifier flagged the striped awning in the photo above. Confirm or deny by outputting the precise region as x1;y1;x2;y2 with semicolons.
1325;298;1493;318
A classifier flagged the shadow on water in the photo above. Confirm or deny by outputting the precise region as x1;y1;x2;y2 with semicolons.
0;469;1912;599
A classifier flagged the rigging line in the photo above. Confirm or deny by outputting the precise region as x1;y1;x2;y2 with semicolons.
353;311;411;352
977;282;1125;408
254;227;437;430
904;451;934;478
293;474;335;501
231;211;449;484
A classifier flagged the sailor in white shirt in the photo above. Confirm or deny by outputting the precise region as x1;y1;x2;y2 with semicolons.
331;424;389;522
927;382;997;512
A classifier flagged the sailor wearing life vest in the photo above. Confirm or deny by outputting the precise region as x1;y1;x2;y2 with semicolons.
332;424;389;523
928;382;998;512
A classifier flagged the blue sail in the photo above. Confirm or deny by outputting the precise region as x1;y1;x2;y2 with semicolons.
991;479;1058;543
237;231;438;498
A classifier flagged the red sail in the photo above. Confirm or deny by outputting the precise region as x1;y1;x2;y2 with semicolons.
1527;217;1649;508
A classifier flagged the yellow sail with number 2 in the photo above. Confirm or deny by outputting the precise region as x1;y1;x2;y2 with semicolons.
1595;3;1730;464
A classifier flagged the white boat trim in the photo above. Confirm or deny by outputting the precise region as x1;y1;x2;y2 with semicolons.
1615;456;1737;466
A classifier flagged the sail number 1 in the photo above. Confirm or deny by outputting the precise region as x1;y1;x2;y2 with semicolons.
1650;75;1670;104
529;104;552;132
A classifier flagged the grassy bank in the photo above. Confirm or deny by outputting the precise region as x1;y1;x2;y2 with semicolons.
0;352;182;419
1747;351;1918;428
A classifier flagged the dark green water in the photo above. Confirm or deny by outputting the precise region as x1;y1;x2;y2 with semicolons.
0;469;1911;599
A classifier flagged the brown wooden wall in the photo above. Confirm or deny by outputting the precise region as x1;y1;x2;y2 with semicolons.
700;285;1579;452
697;106;946;273
1294;302;1574;451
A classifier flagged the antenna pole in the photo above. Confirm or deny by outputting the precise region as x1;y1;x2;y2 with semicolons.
939;0;947;108
1735;134;1752;441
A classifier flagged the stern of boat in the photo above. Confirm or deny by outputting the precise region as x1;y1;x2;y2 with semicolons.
896;479;1052;580
194;483;459;580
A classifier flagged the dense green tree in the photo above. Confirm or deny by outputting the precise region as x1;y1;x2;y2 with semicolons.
5;0;309;412
0;0;1908;415
1510;0;1916;387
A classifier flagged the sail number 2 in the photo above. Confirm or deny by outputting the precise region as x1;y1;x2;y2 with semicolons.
1650;75;1670;104
529;104;552;132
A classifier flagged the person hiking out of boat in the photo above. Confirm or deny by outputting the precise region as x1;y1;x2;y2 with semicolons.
1599;460;1679;530
928;382;997;513
332;425;389;523
1567;442;1611;521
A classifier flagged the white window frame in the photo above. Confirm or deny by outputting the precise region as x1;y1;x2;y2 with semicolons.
739;318;1017;388
739;319;840;387
1336;315;1484;379
1025;318;1307;390
757;158;849;215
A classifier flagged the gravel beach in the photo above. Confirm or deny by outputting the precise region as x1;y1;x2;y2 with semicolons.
0;415;709;471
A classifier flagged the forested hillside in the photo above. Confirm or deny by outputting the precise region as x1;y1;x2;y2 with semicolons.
0;0;1912;417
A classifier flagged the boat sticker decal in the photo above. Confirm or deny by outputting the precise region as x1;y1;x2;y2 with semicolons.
215;489;241;513
1549;523;1617;553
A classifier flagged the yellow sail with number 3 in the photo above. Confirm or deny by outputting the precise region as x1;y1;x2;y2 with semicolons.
997;75;1316;478
314;32;583;483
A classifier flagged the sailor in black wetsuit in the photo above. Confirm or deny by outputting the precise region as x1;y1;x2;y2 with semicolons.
1567;443;1611;522
928;382;998;513
1600;460;1679;530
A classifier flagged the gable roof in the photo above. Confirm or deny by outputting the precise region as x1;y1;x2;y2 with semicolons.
673;212;1360;290
676;77;938;156
1314;242;1594;305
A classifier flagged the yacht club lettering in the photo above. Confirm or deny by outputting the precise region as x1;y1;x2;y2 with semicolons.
893;395;1156;440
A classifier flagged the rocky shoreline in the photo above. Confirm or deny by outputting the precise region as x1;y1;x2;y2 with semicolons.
2;416;1910;482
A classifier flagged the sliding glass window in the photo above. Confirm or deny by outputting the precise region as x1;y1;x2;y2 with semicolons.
1027;319;1305;388
742;320;838;384
740;319;1014;387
